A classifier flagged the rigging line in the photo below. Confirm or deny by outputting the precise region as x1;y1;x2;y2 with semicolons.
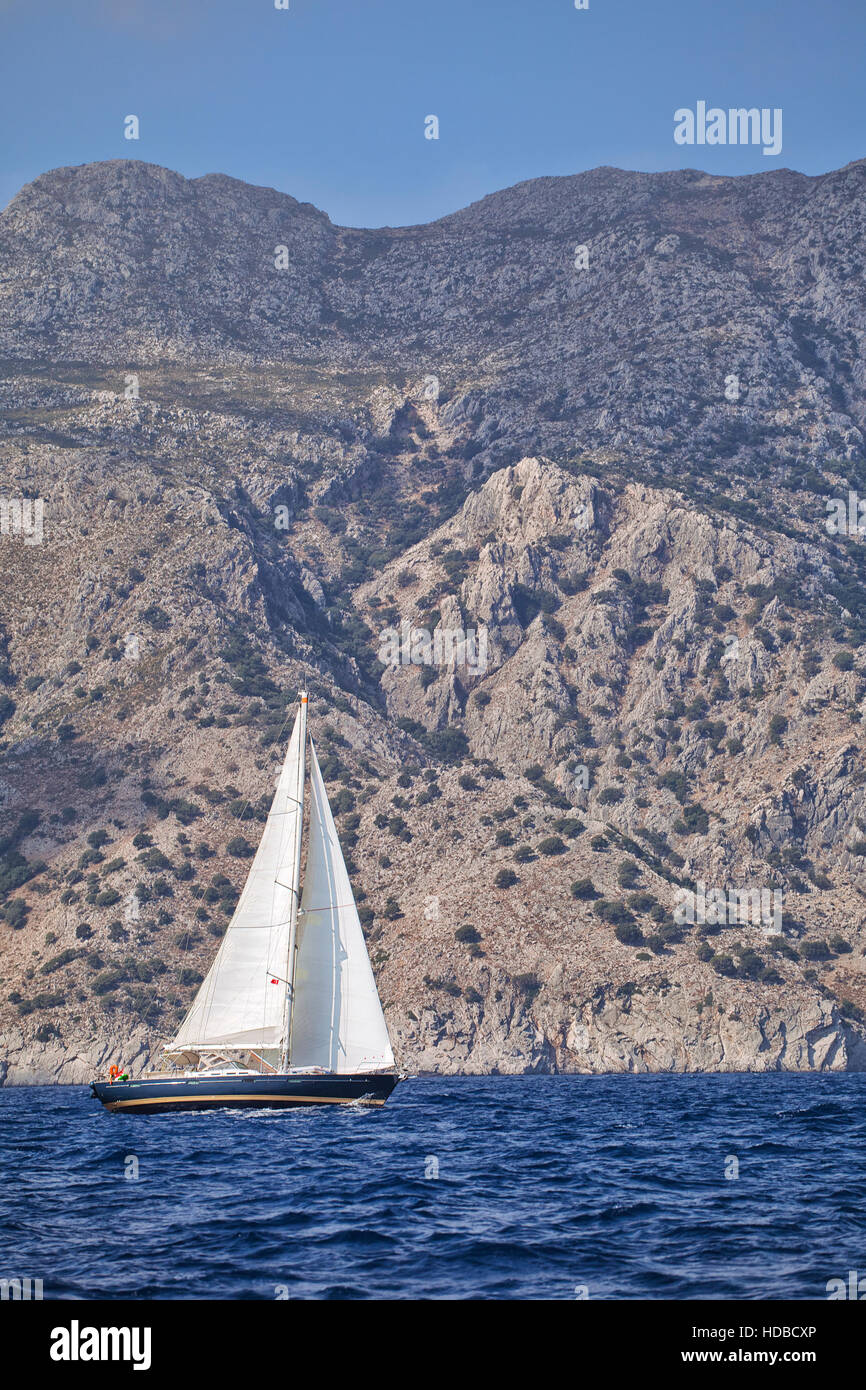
274;879;301;896
300;903;357;914
229;902;356;936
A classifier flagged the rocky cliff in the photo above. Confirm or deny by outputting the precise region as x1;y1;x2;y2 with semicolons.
1;160;865;1080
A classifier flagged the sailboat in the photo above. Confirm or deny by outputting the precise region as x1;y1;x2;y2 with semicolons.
91;692;400;1113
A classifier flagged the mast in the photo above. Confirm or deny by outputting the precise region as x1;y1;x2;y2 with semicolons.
279;691;307;1072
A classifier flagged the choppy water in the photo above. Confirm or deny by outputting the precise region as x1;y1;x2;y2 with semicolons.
1;1074;864;1299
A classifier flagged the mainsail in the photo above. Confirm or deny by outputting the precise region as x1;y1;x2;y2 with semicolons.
289;740;395;1074
166;696;395;1076
167;699;306;1054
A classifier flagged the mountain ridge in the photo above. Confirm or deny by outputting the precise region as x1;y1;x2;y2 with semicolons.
0;158;865;1081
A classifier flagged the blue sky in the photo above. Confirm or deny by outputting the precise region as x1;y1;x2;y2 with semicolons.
1;0;864;226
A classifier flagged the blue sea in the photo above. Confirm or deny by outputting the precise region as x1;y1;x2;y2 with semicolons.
1;1074;864;1300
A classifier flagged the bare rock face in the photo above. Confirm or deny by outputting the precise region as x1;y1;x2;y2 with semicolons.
0;1024;151;1085
1;159;866;1080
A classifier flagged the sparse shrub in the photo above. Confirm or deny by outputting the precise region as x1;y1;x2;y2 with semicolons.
513;972;541;1001
614;923;644;946
830;935;852;954
455;925;481;944
142;605;171;631
617;860;640;889
537;836;566;856
768;714;788;746
594;900;635;926
92;968;127;995
800;939;831;961
226;836;253;858
597;787;624;806
553;816;584;838
1;898;28;929
711;954;737;977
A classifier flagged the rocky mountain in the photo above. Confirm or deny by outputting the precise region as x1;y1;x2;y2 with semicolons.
1;158;865;1082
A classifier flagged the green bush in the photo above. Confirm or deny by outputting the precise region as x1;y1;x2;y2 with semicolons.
142;605;171;631
768;714;788;745
41;948;79;974
597;787;624;806
1;898;28;928
513;972;541;1001
800;939;831;961
553;816;584;838
711;954;737;977
594;900;635;926
617;860;640;888
537;836;566;856
92;969;127;995
614;923;644;946
627;893;656;912
455;925;481;944
226;837;253;858
17;991;65;1015
829;935;852;954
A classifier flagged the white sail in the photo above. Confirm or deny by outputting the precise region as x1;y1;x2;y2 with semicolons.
289;739;395;1074
167;701;306;1053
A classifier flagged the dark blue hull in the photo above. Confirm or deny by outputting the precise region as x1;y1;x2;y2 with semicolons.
90;1071;400;1113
